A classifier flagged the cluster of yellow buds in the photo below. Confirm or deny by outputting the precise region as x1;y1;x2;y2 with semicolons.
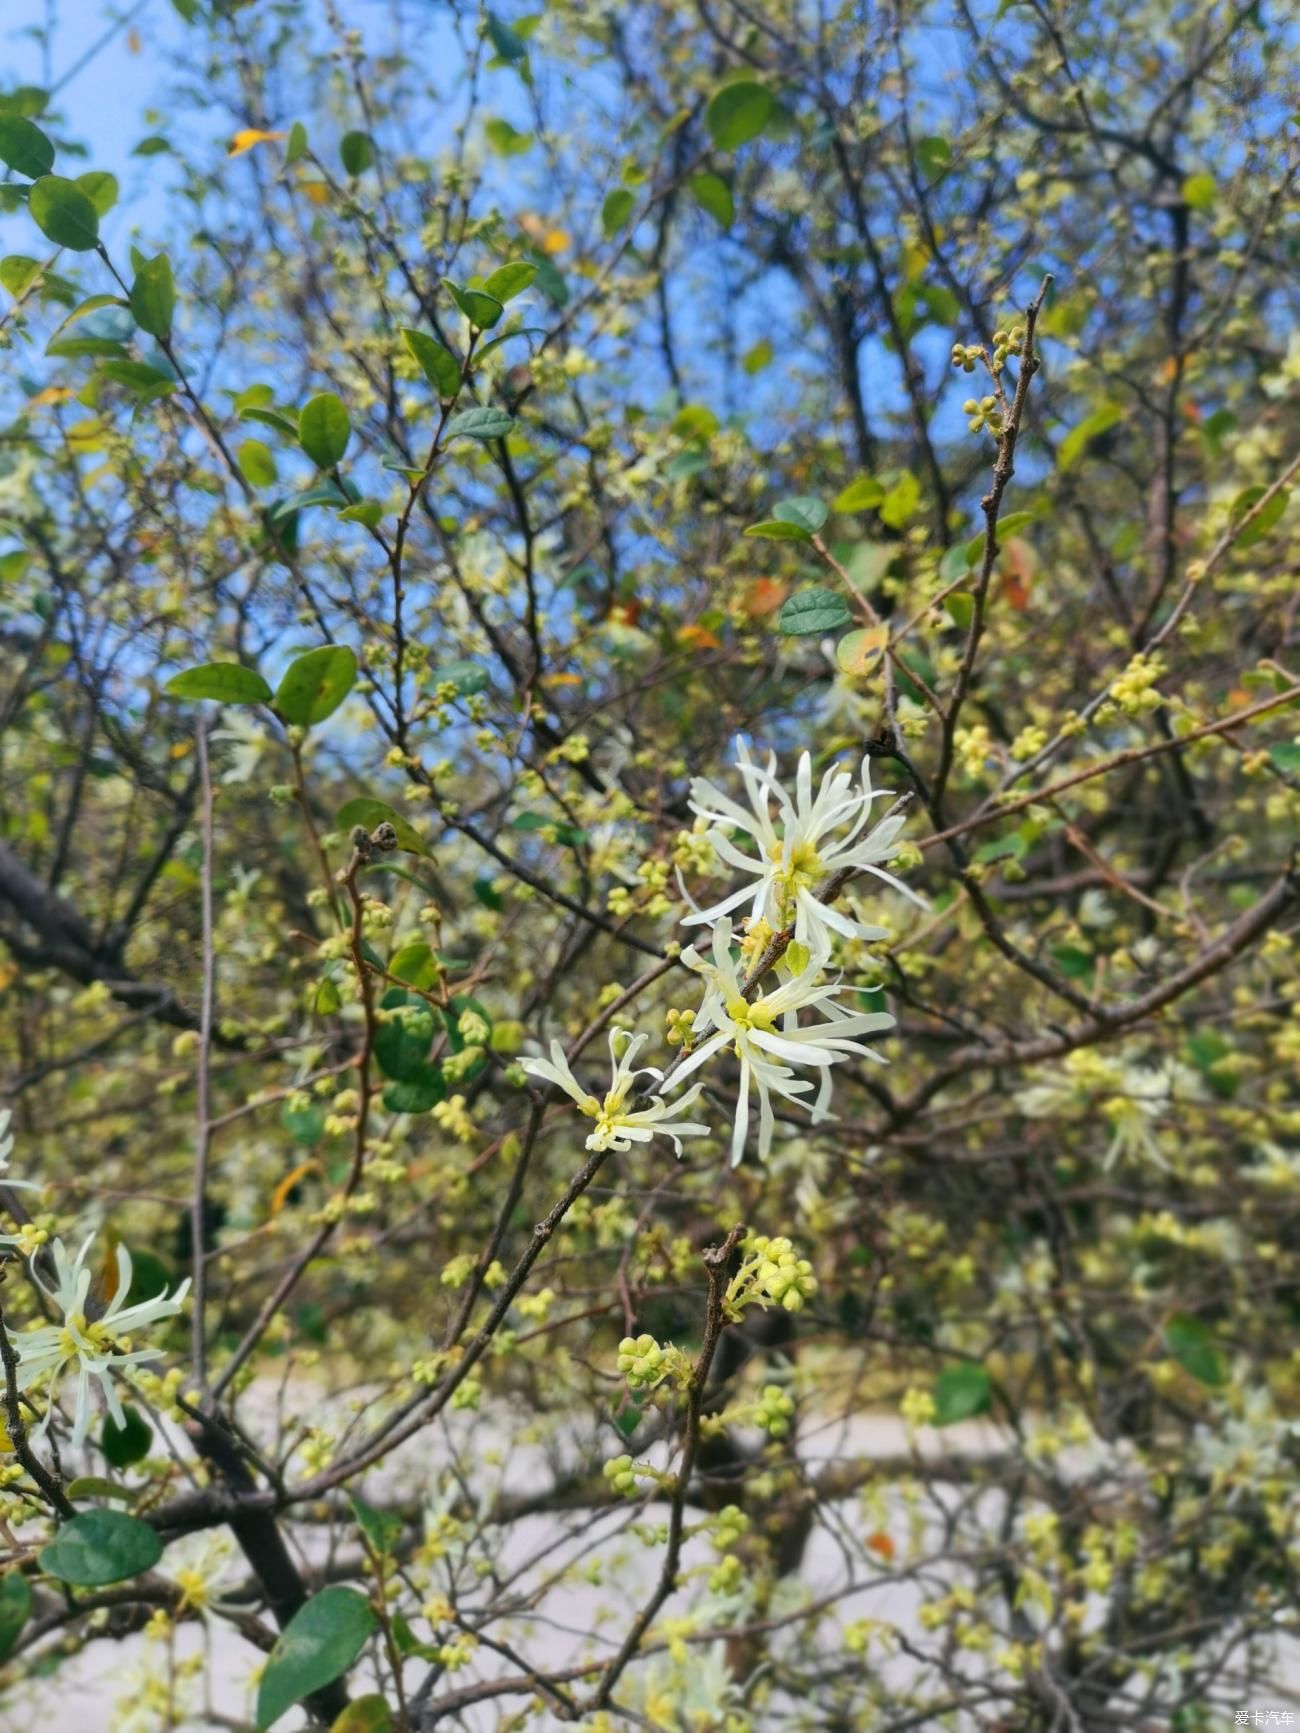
952;722;993;779
755;1383;796;1438
725;1234;818;1317
603;1453;641;1497
900;1386;937;1429
963;395;1005;436
951;341;982;374
1106;651;1166;717
992;325;1025;367
711;1505;750;1550
433;1095;475;1142
665;1005;696;1048
617;1333;690;1394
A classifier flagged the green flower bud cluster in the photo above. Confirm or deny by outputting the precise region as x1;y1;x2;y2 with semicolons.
617;1332;688;1393
711;1504;750;1551
992;325;1025;368
755;1383;795;1438
951;341;982;374
963;396;1005;436
603;1453;641;1497
726;1234;818;1318
665;1006;696;1047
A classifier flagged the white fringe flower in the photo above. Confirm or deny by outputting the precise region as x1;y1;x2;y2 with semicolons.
673;921;895;1166
10;1235;190;1446
683;738;923;949
521;1027;711;1155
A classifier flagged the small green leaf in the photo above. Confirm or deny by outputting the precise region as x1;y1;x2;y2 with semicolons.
28;175;99;250
773;496;827;534
275;645;357;726
443;278;504;329
242;405;300;438
688;171;733;229
400;328;461;398
916;135;952;182
1051;944;1095;980
256;1586;376;1731
446;406;514;441
834;476;884;513
99;359;177;398
879;471;921;529
484;118;533;157
485;11;527;61
373;987;436;1082
239;439;279;487
932;1364;991;1426
66;1476;137;1503
336;797;429;855
389;943;440;990
76;170;118;216
340;131;374;176
166;663;272;704
349;1494;403;1556
432;658;489;695
286;121;309;164
777;587;852;636
744;520;811;542
299;393;351;469
944;591;974;628
1182;172;1216;213
339;499;382;527
1230;484;1289;549
39;1510;162;1586
101;1405;153;1468
0;116;55;179
1165;1315;1228;1387
331;1698;394;1733
129;252;176;338
1058;403;1123;473
0;1572;32;1661
705;81;774;151
601;188;635;236
483;261;537;303
281;1099;325;1146
382;1068;446;1115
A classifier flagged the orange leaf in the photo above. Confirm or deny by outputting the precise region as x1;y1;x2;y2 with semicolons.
998;536;1036;612
228;128;287;159
271;1160;319;1218
678;622;720;651
867;1530;895;1560
743;577;787;617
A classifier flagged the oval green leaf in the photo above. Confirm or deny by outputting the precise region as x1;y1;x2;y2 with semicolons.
446;406;514;441
705;81;774;151
166;662;273;704
128;252;176;339
442;279;504;330
101;1404;153;1468
331;1697;394;1733
933;1363;991;1426
39;1509;162;1586
0;116;55;179
688;171;733;229
255;1586;376;1731
299;393;351;469
336;796;429;855
28;175;100;251
275;644;357;726
339;131;374;176
776;587;852;636
0;1571;32;1661
400;328;461;398
483;261;537;303
239;438;279;487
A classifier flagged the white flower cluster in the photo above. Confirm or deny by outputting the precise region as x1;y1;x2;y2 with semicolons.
0;1111;190;1446
523;739;921;1166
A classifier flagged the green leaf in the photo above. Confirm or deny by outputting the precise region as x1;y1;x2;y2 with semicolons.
1182;172;1216;213
484;118;533;157
432;658;489;695
373;987;437;1082
336;797;429;855
483;261;537;303
128;253;176;338
1051;944;1095;980
76;171;118;216
0;116;55;179
777;587;852;636
39;1510;162;1586
446;406;514;441
933;1364;991;1426
0;1572;32;1662
443;278;504;330
834;476;884;513
835;625;888;676
389;943;440;990
973;832;1026;865
400;327;461;398
66;1476;137;1503
944;591;973;628
742;338;773;374
256;1586;376;1731
705;81;774;151
340;131;374;176
331;1698;393;1733
916;135;952;183
601;188;635;236
382;1068;446;1115
1230;484;1289;548
286;121;309;164
166;662;272;704
349;1494;403;1556
99;359;177;398
773;496;827;534
275;645;357;726
28;175;99;250
879;471;921;529
1270;742;1300;773
239;439;279;487
282;1098;325;1146
101;1405;153;1468
688;171;733;229
1165;1315;1228;1387
299;393;351;469
242;405;300;438
485;11;527;61
1058;403;1123;473
339;500;383;528
744;520;811;542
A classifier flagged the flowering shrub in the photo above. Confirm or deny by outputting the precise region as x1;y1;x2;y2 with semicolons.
0;0;1298;1728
